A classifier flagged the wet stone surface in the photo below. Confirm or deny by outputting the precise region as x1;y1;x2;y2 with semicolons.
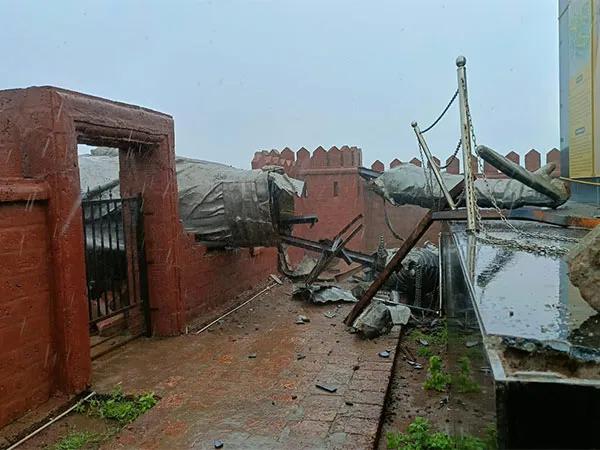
91;279;400;449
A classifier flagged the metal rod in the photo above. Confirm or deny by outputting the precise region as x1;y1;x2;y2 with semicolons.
195;282;277;334
280;234;375;266
412;122;457;210
6;392;97;450
456;55;478;232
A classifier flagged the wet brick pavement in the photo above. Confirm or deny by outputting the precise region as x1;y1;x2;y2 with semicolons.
92;280;400;449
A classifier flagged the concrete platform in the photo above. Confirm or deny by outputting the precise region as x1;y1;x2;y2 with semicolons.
92;280;400;449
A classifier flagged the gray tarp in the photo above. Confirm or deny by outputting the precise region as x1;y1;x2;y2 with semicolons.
372;163;568;209
79;148;303;247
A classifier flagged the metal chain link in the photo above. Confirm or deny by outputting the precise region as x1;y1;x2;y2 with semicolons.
439;139;462;169
415;265;423;307
421;89;459;134
417;139;435;201
463;83;577;258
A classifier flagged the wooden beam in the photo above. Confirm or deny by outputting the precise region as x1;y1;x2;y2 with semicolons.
343;180;465;326
343;210;433;325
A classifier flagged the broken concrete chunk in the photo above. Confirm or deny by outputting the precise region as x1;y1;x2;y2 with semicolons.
354;302;393;338
213;439;224;448
296;315;310;324
567;224;600;312
352;300;410;338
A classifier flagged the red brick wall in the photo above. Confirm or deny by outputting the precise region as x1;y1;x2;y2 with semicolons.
0;86;280;430
179;232;277;322
0;202;54;426
252;147;440;255
294;170;364;251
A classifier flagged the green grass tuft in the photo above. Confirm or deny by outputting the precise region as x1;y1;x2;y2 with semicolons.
53;431;100;450
386;417;492;450
453;356;481;394
410;324;448;348
82;387;158;425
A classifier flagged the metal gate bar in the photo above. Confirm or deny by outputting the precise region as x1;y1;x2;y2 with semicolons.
82;193;150;335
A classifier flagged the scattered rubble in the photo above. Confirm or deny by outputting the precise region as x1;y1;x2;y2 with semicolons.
292;284;357;304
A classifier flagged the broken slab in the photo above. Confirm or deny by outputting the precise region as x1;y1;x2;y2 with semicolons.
352;300;410;339
292;284;357;304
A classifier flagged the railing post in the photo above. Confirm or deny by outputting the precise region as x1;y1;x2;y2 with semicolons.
456;55;478;232
411;121;457;210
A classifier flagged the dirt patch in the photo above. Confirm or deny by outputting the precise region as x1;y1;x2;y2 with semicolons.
378;323;495;449
20;413;119;449
378;328;450;449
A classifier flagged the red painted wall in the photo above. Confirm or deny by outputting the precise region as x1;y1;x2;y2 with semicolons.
0;202;54;426
179;232;277;322
0;86;279;430
252;147;440;255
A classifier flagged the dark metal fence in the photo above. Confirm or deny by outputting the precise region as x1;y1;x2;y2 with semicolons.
81;193;150;335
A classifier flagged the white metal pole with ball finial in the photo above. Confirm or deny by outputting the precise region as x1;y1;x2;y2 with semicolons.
456;55;478;232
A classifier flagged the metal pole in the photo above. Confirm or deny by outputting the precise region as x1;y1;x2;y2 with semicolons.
411;121;457;210
456;55;478;232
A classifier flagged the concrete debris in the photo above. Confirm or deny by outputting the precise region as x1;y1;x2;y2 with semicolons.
352;299;411;338
213;439;224;448
292;284;357;304
315;383;337;393
567;224;600;312
296;315;310;324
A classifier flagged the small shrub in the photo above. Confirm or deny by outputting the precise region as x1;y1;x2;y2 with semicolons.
453;357;480;394
423;356;451;392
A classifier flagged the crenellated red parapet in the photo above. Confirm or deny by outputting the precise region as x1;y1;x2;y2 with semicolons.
251;145;363;175
525;149;541;172
371;160;384;173
390;158;402;169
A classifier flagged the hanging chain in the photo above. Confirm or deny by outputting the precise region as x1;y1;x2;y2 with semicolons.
421;89;459;134
417;139;436;201
439;139;462;169
463;86;578;257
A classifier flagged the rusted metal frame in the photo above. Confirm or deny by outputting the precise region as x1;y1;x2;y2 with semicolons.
279;235;375;266
305;222;363;286
279;214;319;226
432;208;600;230
344;180;465;326
344;211;434;325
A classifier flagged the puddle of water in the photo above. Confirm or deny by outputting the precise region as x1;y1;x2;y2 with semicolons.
453;222;599;349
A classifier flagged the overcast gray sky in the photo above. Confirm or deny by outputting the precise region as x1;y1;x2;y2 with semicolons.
1;1;558;169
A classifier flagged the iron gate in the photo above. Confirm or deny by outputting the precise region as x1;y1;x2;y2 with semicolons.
81;194;150;335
